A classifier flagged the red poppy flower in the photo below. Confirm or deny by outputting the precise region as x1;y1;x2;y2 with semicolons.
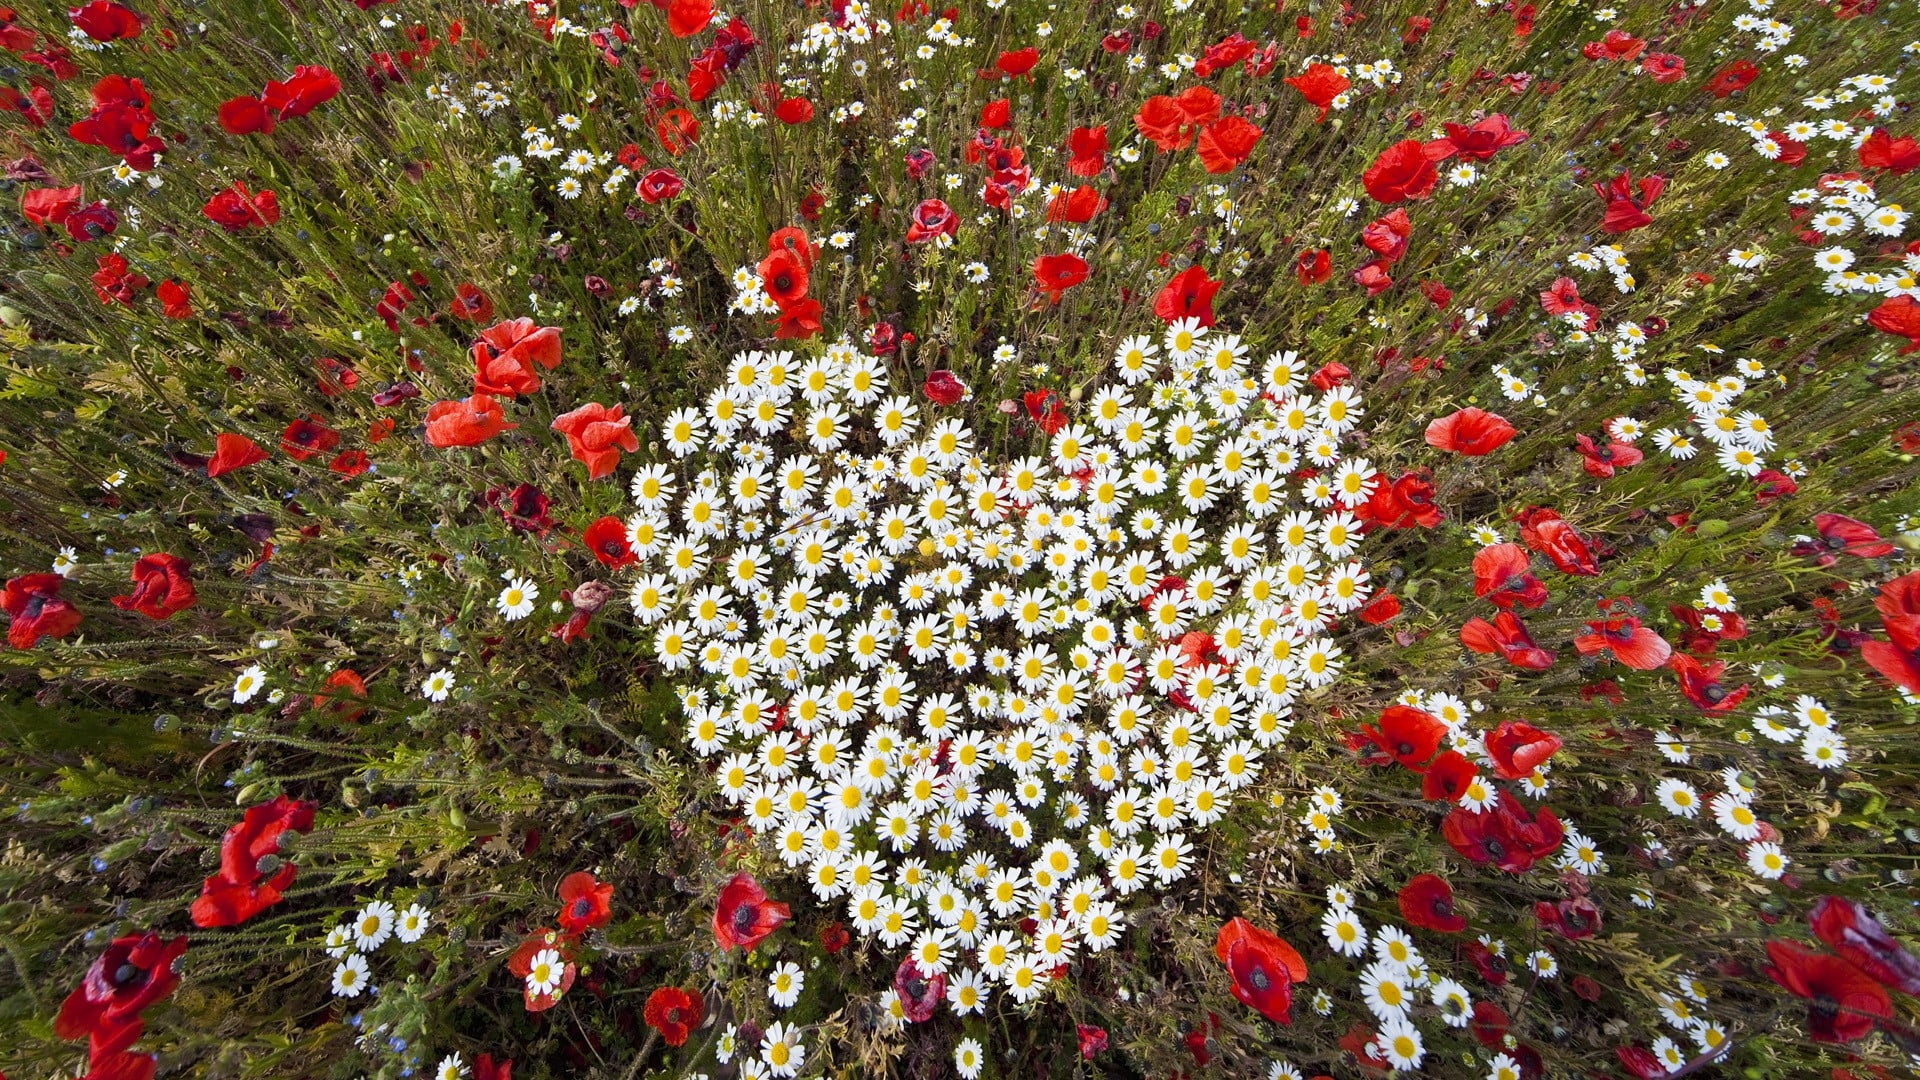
1398;874;1467;933
1361;207;1414;264
156;279;192;319
0;84;54;128
1581;29;1645;61
763;226;818;272
1295;248;1332;285
1045;184;1107;223
773;96;813;124
1593;170;1663;234
55;932;185;1055
551;402;638;481
202;182;280;231
189;796;318;928
1753;467;1798;504
1858;128;1920;174
1284;62;1349;123
1195;115;1261;173
757;249;810;307
1358;591;1401;625
1425;114;1528;162
218;97;273;136
448;282;494;323
1065;125;1107;176
1616;1045;1667;1080
643;986;702;1046
1535;896;1602;941
582;515;637;569
1077;1025;1109;1059
110;553;195;621
1792;513;1895;565
1862;622;1920;693
1023;389;1068;435
1667;653;1749;712
1426;407;1515;456
1154;265;1220;327
713;871;789;952
1484;720;1562;780
68;75;166;169
1134;94;1192;150
664;0;711;37
994;46;1038;78
91;253;147;305
314;668;369;722
207;432;268;477
22;185;83;230
1032;252;1088;303
922;369;967;406
1515;506;1600;576
1352;704;1446;772
70;1;142;41
1574;433;1643;478
262;65;340;121
1867;295;1920;355
280;416;339;461
472;317;563;398
1135;86;1219;151
1635;51;1686;83
557;871;614;936
1764;939;1891;1043
472;1053;512;1080
1809;896;1920;996
1573;608;1673;670
979;98;1010;128
1472;544;1547;610
1173;84;1221;125
636;167;683;203
1362;139;1440;204
895;953;946;1022
1355;265;1398;298
1420;750;1478;803
1460;610;1556;670
771;296;823;339
905;198;959;243
1705;58;1758;98
1354;470;1442;529
1442;797;1564;873
1214;917;1307;1024
425;394;517;448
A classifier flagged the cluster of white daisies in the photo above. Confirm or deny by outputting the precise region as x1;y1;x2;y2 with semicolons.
618;317;1378;1012
324;896;432;999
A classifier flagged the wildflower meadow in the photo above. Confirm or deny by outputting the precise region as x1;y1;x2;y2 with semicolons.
3;0;1920;1077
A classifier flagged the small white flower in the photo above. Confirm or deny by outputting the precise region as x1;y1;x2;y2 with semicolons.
396;903;432;943
421;668;456;701
331;953;371;997
233;665;266;704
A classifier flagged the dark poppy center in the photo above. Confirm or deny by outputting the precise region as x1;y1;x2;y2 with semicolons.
1607;624;1635;641
571;897;593;920
113;962;146;988
1703;684;1727;704
732;904;757;933
23;594;46;618
1483;840;1506;860
1395;741;1415;757
1248;965;1270;992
